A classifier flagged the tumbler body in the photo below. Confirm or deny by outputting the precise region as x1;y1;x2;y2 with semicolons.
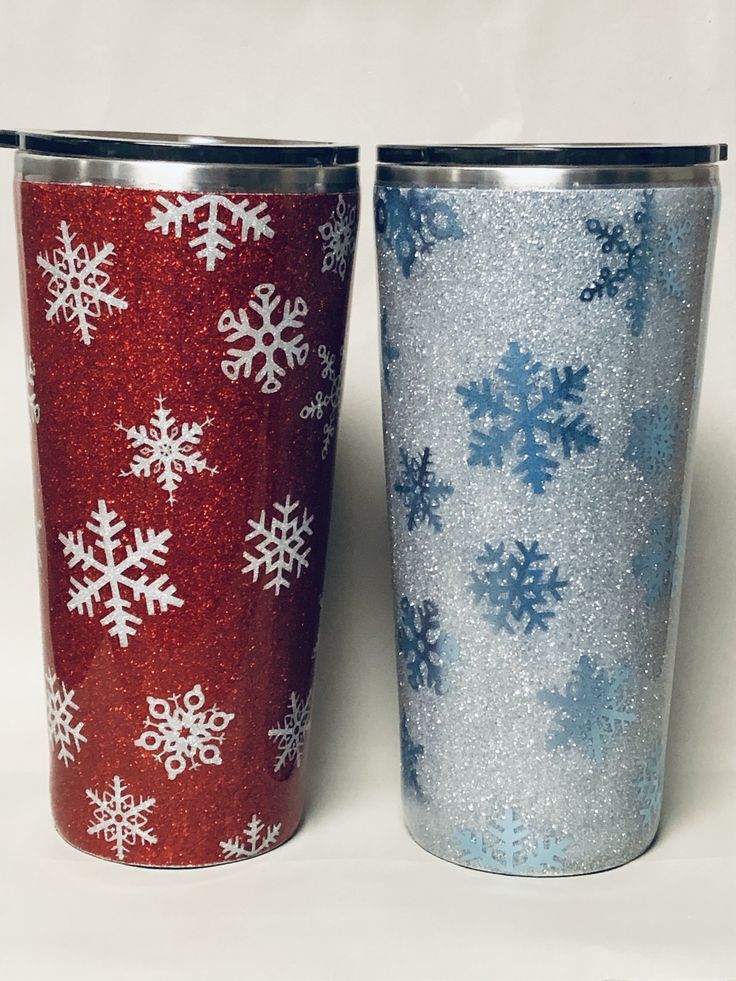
15;132;358;866
375;145;723;875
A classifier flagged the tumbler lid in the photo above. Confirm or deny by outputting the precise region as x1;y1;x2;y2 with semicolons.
377;144;728;167
8;130;359;166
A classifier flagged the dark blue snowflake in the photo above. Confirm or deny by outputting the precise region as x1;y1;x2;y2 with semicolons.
400;710;425;801
394;446;454;532
397;596;458;694
456;341;600;495
380;306;399;391
470;539;568;635
637;743;665;831
375;186;463;278
632;511;679;607
538;655;636;762
624;402;680;480
455;808;570;875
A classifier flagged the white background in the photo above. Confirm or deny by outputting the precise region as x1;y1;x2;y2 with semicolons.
0;2;734;979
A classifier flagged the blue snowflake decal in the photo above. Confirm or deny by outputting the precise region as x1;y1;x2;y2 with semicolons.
624;401;680;480
632;511;679;607
380;306;399;391
375;186;463;278
456;341;600;495
539;655;636;762
394;446;454;532
470;539;568;635
397;596;458;694
637;743;665;831
400;710;425;801
455;808;571;875
580;190;692;336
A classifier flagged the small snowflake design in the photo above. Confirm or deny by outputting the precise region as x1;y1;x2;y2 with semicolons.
45;668;86;766
220;813;282;861
27;356;40;425
218;283;309;394
637;743;665;831
117;395;218;505
146;193;274;271
375;186;463;278
319;193;357;281
624;402;680;481
394;446;454;532
632;511;679;607
58;499;183;648
36;220;128;345
457;341;600;495
380;307;399;391
471;539;568;635
242;496;314;596
135;684;234;781
86;775;157;861
456;808;571;875
268;690;312;774
539;655;636;762
400;710;425;802
300;345;342;459
397;596;458;694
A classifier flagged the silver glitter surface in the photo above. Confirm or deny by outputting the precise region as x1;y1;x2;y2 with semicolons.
376;181;719;875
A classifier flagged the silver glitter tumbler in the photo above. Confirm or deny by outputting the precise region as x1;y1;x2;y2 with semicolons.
375;144;726;875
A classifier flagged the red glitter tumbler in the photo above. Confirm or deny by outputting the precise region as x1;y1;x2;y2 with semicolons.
9;131;359;866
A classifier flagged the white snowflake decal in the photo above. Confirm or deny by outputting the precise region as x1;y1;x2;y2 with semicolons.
219;813;281;860
268;690;312;773
145;193;274;271
242;496;314;595
117;395;218;505
36;220;128;345
27;356;40;424
45;668;86;766
135;683;234;780
218;283;309;395
319;193;357;281
58;499;183;648
300;344;342;459
86;775;157;860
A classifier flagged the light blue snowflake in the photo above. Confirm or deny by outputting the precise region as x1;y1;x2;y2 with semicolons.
457;341;600;495
375;186;463;278
624;401;680;480
455;808;571;875
380;306;399;391
400;710;425;801
394;446;454;532
579;190;692;336
632;511;679;607
470;539;568;635
539;655;636;762
397;596;458;694
637;743;665;831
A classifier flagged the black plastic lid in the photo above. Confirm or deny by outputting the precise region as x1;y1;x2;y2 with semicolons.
377;144;728;167
5;131;358;166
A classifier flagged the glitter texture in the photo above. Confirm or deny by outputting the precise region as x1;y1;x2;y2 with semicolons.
376;179;718;875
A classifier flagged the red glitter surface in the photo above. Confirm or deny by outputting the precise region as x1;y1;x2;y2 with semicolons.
17;180;357;866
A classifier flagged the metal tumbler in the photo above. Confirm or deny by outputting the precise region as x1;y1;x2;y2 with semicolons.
375;143;725;875
9;131;358;866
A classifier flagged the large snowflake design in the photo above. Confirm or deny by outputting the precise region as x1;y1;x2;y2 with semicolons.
36;220;128;345
457;341;600;495
455;808;571;875
624;402;680;481
637;743;665;830
397;596;458;694
220;813;282;860
58;499;183;648
538;655;636;762
86;775;157;861
27;355;40;425
242;496;314;595
268;690;312;773
394;446;454;532
579;189;692;336
117;395;218;505
319;193;357;281
375;186;463;278
400;710;425;802
300;345;342;459
145;193;274;271
45;668;86;766
135;683;234;780
471;539;568;635
380;306;399;391
218;283;309;394
632;511;679;607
